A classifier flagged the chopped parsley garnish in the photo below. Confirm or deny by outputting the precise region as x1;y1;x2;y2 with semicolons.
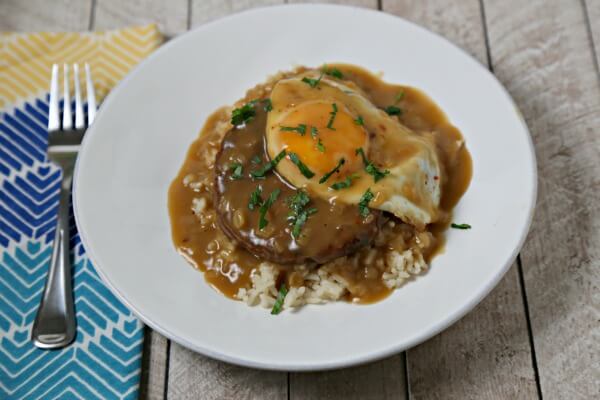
301;72;324;88
258;188;281;230
354;116;364;126
316;138;326;152
250;149;286;178
251;155;262;165
394;91;405;104
358;188;375;217
287;190;317;239
280;124;307;136
271;284;288;315
231;102;256;126
310;126;319;138
231;98;272;126
384;105;402;116
229;162;243;180
288;152;315;178
451;223;471;230
330;173;359;190
322;65;344;79
355;148;390;182
318;158;345;184
248;186;263;210
326;103;338;130
262;98;273;112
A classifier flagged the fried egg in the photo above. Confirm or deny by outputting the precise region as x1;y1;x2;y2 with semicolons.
266;72;442;228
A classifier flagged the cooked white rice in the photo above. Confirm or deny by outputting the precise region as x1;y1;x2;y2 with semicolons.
236;248;427;311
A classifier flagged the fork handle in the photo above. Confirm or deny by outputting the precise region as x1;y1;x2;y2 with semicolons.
31;179;76;349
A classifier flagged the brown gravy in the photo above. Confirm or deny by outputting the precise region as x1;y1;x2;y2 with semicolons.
168;64;472;303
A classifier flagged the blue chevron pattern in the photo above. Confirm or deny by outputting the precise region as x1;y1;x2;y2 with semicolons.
0;96;143;399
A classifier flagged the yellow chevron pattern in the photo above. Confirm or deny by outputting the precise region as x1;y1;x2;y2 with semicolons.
0;24;163;109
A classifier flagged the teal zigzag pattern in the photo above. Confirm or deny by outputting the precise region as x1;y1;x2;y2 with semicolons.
0;96;143;399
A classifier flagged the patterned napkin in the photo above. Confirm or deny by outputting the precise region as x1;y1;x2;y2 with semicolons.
0;25;163;399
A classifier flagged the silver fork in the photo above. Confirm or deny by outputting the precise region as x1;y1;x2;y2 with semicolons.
32;63;97;349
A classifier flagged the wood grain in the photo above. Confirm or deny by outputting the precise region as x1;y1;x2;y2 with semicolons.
0;0;93;31
384;0;487;65
139;328;170;400
383;1;539;398
291;355;406;400
92;0;188;38
483;0;600;398
584;0;600;72
190;0;284;27
167;342;287;400
288;0;378;8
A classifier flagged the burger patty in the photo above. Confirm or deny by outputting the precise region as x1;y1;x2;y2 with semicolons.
214;106;382;265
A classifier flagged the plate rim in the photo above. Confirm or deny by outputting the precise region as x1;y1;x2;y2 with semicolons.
73;3;538;371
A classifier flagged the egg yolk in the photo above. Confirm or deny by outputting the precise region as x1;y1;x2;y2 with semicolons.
274;101;368;175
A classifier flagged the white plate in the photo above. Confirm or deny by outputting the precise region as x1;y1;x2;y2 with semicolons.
73;4;536;371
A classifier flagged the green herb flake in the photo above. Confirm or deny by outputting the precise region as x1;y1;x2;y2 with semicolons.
319;158;345;184
301;72;324;88
384;105;402;116
231;102;256;126
316;139;326;153
310;126;319;138
250;150;287;179
248;186;263;211
326;103;338;130
330;173;359;190
251;155;262;165
231;98;271;126
394;91;405;104
258;188;281;230
229;162;243;180
354;116;364;126
288;152;315;179
271;284;288;315
355;148;390;182
358;188;375;217
262;98;273;112
280;124;307;136
451;223;471;230
287;190;317;239
322;65;344;79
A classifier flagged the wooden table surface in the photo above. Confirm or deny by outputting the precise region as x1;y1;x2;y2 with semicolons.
2;0;598;399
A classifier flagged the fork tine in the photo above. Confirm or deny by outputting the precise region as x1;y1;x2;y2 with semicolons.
73;64;84;129
85;63;97;125
62;64;72;130
48;64;60;132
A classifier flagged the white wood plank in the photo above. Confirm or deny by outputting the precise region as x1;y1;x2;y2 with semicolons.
190;0;284;27
288;0;378;8
92;0;188;38
291;355;406;400
382;1;539;398
0;0;93;31
483;0;600;398
584;0;600;71
139;329;169;400
383;0;487;65
167;342;287;400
